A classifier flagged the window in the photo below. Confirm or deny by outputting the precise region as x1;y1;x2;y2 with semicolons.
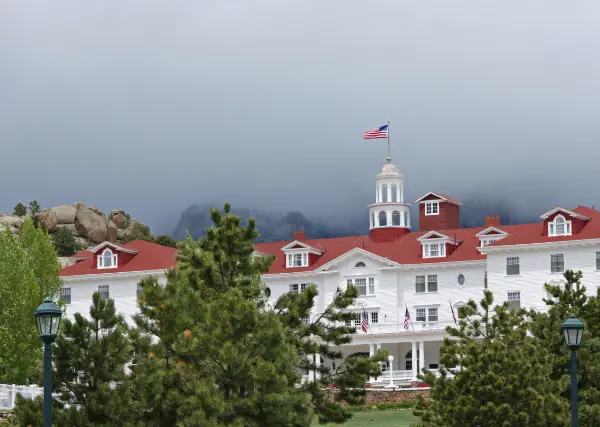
481;238;498;247
415;275;426;293
381;184;388;202
425;201;439;216
347;277;375;296
551;254;564;273
429;363;439;369
428;307;438;321
98;249;117;269
392;211;400;226
548;215;572;237
378;211;387;227
286;252;308;268
506;257;520;275
427;275;438;292
98;284;110;300
300;283;308;292
371;312;379;324
415;308;426;322
596;252;600;270
404;212;409;227
354;313;361;327
415;306;439;323
60;287;71;305
484;271;488;289
391;184;398;202
423;243;446;258
136;284;143;298
457;274;465;287
371;212;375;228
289;284;299;293
355;261;366;268
507;291;521;310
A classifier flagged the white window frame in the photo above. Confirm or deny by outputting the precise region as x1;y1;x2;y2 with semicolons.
286;252;308;268
506;257;520;276
346;276;376;296
596;251;600;271
550;254;564;273
507;291;521;310
98;284;110;300
415;275;426;293
370;312;379;324
480;238;498;247
60;286;71;305
425;201;439;216
548;215;572;237
289;283;299;293
136;284;143;298
427;274;438;292
415;305;440;326
423;242;446;258
97;249;118;269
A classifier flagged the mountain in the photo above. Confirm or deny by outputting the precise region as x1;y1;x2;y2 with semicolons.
172;198;540;243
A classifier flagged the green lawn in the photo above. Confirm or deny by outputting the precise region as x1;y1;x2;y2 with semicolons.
313;409;417;427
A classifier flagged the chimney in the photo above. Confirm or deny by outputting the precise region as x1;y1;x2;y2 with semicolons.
294;231;307;241
484;216;501;227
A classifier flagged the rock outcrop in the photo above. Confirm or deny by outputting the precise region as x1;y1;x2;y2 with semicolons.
74;206;108;244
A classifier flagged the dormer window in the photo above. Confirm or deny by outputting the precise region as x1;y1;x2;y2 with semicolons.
480;238;498;247
548;215;572;237
423;243;445;258
476;227;509;248
98;249;118;269
425;201;439;216
287;252;308;268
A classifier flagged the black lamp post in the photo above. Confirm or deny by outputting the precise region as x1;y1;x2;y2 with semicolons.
562;313;584;427
34;299;62;427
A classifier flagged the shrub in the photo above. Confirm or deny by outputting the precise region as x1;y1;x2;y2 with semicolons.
154;235;178;248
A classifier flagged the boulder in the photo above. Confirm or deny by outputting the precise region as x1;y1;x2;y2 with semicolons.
0;224;17;234
35;210;58;232
87;205;105;218
117;228;126;241
0;215;25;229
58;257;77;268
49;205;77;224
110;210;128;229
75;207;108;243
107;221;118;242
55;223;79;237
75;237;93;249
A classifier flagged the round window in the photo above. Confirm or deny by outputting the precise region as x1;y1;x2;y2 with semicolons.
458;274;465;287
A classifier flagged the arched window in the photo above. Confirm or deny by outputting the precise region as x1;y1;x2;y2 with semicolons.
98;249;117;269
549;214;572;236
378;211;387;227
392;211;400;226
381;184;388;202
355;262;366;268
371;212;375;228
391;184;398;202
555;215;565;234
404;212;409;228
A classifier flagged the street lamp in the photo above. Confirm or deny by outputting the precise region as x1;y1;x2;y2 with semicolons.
562;313;584;427
34;299;62;427
386;355;394;388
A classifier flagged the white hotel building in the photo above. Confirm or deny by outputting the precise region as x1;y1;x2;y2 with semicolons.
60;158;600;386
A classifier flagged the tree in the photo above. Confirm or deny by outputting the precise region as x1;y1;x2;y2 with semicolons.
414;290;567;427
0;218;61;384
531;270;600;426
52;226;83;256
28;200;41;216
13;203;27;217
122;221;154;243
13;293;134;426
154;234;178;248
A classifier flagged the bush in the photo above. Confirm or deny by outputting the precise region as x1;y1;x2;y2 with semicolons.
154;235;178;248
13;203;26;217
52;226;82;256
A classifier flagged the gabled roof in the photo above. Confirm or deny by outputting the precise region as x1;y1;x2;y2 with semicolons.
475;226;508;238
89;241;140;255
60;240;178;277
280;240;324;253
540;207;591;221
415;192;462;206
417;230;451;241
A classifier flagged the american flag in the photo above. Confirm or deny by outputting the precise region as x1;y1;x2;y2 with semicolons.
403;307;411;330
363;124;388;139
361;308;369;333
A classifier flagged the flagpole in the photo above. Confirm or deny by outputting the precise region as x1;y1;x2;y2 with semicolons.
387;119;391;163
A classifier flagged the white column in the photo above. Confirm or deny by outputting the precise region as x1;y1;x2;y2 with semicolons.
419;341;425;377
376;343;382;381
387;183;392;203
400;184;404;203
396;185;401;203
315;353;321;380
378;185;382;203
411;341;418;380
369;344;375;383
308;355;315;382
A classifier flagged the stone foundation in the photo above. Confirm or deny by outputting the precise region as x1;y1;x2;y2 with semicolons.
326;386;430;405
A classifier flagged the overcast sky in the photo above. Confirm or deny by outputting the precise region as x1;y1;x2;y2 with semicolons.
1;1;600;232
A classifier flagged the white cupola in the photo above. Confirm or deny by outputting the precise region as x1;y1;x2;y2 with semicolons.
368;157;411;241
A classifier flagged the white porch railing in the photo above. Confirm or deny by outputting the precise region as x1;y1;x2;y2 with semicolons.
0;384;43;409
356;321;456;335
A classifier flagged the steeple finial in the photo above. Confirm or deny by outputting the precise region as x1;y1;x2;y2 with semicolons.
386;156;391;164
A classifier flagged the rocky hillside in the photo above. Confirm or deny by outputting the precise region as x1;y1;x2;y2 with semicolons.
0;202;153;250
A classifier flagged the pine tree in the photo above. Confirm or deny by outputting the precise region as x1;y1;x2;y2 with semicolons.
13;202;27;217
531;270;600;426
28;200;41;216
13;293;134;426
414;290;568;427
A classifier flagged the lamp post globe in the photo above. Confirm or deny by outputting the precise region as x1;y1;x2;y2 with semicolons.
34;299;62;427
562;314;584;427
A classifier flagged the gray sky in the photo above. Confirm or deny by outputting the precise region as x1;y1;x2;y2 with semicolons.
1;1;600;232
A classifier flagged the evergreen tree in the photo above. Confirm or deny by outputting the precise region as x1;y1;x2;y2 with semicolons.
154;234;178;248
13;293;134;426
414;290;567;427
531;270;600;426
13;202;27;216
28;200;41;216
52;225;83;256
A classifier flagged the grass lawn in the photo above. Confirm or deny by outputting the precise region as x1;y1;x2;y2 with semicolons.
313;409;417;427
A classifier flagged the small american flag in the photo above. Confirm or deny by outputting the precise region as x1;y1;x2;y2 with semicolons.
363;124;388;139
361;308;368;333
403;307;411;330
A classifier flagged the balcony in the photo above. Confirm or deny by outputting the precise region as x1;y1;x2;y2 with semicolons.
351;320;456;335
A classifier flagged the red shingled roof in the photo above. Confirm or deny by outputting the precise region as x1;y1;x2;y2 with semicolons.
255;206;600;275
60;240;178;277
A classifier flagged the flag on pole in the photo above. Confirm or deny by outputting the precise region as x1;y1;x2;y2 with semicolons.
450;301;457;325
363;124;389;139
361;308;369;333
403;307;411;330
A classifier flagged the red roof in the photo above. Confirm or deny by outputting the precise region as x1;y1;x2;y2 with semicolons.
255;206;600;275
60;240;178;277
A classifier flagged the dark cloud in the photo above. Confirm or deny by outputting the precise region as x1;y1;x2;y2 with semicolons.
1;1;599;232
